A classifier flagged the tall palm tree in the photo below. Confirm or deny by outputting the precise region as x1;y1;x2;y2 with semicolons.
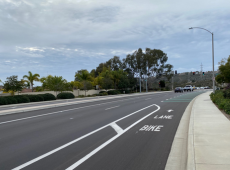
23;71;40;92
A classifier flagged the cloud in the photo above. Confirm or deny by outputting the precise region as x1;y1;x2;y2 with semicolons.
0;0;230;84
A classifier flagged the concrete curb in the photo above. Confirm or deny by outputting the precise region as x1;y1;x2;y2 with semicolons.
165;93;201;170
0;91;172;116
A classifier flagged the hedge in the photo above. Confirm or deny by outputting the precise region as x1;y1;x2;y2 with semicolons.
23;95;41;102
0;97;8;105
39;93;56;101
13;95;30;103
57;92;75;99
5;96;18;104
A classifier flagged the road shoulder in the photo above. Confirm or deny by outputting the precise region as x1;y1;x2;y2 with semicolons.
166;91;230;170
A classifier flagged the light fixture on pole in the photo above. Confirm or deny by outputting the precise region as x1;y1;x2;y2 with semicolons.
189;27;215;93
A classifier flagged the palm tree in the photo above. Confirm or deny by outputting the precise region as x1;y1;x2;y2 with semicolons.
23;71;40;92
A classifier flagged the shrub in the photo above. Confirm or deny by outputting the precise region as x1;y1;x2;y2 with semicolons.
57;92;75;99
14;95;30;103
23;95;40;102
102;92;108;95
5;96;18;104
99;91;106;94
37;95;44;101
218;99;227;110
223;90;230;99
0;97;8;105
224;101;230;114
108;90;121;95
39;93;56;101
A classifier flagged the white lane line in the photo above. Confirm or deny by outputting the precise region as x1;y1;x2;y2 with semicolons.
110;122;123;134
145;98;152;100
105;106;120;110
0;94;161;125
66;104;160;170
12;104;158;170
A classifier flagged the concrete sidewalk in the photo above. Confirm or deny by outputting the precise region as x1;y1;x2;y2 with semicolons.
166;91;230;170
188;91;230;170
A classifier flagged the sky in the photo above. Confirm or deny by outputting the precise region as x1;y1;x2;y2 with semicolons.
0;0;230;86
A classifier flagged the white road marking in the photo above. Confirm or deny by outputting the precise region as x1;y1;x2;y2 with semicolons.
161;101;163;102
154;115;173;119
65;104;160;170
166;99;168;100
12;104;159;170
105;106;120;110
0;95;161;125
145;98;152;100
167;109;174;112
110;122;123;134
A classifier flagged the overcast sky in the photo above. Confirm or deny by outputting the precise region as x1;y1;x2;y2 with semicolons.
0;0;230;85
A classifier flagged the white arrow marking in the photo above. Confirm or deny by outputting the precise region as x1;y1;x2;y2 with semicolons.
167;109;174;112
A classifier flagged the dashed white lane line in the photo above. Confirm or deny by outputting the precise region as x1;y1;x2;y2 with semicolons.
145;98;152;100
0;94;162;125
12;104;160;170
105;106;120;110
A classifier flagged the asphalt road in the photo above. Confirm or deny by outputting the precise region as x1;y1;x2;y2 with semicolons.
0;90;207;170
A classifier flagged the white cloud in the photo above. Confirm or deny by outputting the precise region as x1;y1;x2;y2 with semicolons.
0;0;229;83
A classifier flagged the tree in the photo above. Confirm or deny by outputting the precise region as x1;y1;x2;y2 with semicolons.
40;75;53;90
117;74;130;90
70;81;83;90
23;71;40;92
105;56;122;71
45;76;68;96
216;56;230;85
75;70;93;96
100;68;113;91
3;75;23;95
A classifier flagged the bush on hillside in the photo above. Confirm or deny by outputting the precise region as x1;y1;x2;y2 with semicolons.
210;91;230;115
39;93;56;101
223;90;230;99
57;92;75;99
5;96;18;104
224;102;230;114
14;95;30;103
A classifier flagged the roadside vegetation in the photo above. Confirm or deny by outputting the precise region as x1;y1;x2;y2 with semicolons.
210;56;230;114
0;47;174;105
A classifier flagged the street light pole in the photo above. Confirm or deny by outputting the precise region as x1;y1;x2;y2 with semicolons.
189;27;215;93
139;69;141;93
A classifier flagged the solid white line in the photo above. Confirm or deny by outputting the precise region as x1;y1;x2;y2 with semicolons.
145;98;152;100
105;106;120;110
66;104;160;170
110;122;123;134
12;104;158;170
